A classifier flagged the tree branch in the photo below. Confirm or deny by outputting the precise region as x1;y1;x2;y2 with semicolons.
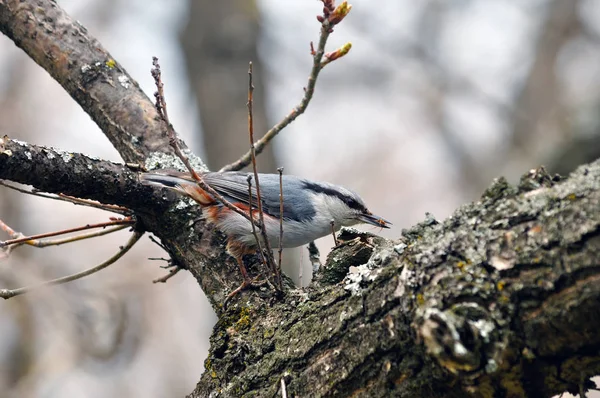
0;0;173;162
0;136;162;212
0;230;143;299
189;161;600;398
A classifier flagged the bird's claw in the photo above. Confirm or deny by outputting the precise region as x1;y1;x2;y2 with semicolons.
223;276;267;309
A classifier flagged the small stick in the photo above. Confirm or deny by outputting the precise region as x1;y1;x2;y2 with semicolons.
58;194;130;213
152;266;181;284
20;225;129;248
0;231;143;299
151;58;260;228
0;218;133;248
0;219;22;258
246;62;279;289
219;18;335;173
0;218;20;238
246;175;268;268
330;220;338;246
148;235;169;252
277;167;284;272
0;181;129;214
148;257;170;263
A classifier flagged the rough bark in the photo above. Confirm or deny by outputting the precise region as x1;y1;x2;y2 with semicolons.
1;1;599;397
185;163;600;398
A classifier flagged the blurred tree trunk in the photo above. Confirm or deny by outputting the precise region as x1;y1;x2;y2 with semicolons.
507;0;580;174
179;0;277;172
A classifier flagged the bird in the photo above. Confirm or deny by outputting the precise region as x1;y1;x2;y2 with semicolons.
140;170;391;299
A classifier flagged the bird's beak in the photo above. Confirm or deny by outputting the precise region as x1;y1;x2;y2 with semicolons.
358;213;392;229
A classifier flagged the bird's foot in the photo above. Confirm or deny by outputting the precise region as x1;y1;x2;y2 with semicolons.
223;276;267;309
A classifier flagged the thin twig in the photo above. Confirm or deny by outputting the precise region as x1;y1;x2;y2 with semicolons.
330;220;338;246
246;62;280;289
148;235;169;252
0;231;143;300
0;218;20;238
0;219;23;258
151;58;260;227
219;18;334;172
246;175;268;268
0;181;129;214
277;167;284;271
58;194;130;213
0;218;134;248
152;266;181;284
148;257;170;263
22;225;129;248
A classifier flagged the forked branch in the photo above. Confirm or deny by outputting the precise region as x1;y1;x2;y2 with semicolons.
219;1;353;172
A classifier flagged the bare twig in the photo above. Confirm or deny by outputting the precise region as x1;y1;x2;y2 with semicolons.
0;219;23;259
148;257;170;263
0;180;129;214
58;194;130;213
246;175;268;269
0;217;134;248
246;62;280;289
21;225;129;248
277;167;284;271
148;235;168;252
0;218;20;238
219;10;342;172
152;266;182;284
0;231;143;299
330;220;339;246
151;57;260;227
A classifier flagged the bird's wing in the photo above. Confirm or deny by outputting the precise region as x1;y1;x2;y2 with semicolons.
202;172;260;209
202;172;314;221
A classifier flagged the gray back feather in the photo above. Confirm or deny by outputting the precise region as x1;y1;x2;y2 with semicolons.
203;172;317;221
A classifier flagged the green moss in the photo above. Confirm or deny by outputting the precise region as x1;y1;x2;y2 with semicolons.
235;307;253;331
263;328;274;339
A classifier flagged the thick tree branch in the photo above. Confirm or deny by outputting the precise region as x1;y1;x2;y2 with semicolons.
0;137;159;211
190;161;600;398
0;136;253;310
0;0;173;162
2;1;599;397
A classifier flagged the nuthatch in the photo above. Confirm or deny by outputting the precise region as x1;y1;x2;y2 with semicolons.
140;171;391;296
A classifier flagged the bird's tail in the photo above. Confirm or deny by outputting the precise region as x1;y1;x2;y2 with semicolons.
140;171;214;205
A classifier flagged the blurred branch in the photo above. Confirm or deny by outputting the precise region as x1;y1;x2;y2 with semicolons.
0;218;133;248
219;1;352;172
179;0;277;171
508;0;580;162
0;230;143;299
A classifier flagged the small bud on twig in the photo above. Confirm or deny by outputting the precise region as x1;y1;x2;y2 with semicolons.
323;42;352;65
328;1;352;25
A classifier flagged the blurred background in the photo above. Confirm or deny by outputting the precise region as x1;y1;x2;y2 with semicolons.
0;0;599;396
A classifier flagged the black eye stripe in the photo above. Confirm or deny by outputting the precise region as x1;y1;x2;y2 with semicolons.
302;181;367;213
